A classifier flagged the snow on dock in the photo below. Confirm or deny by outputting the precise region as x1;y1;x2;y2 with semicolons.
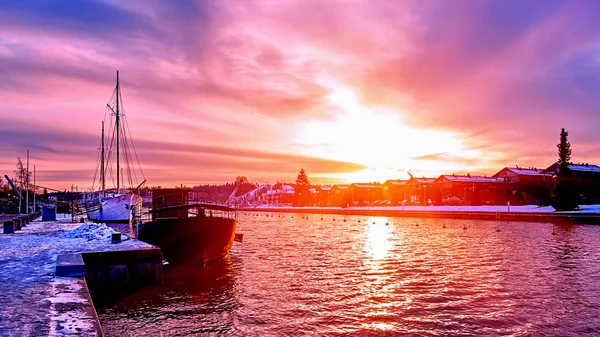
0;216;156;336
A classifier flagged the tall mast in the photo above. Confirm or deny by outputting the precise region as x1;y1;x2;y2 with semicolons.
26;149;29;213
33;165;36;211
101;121;105;196
115;71;120;194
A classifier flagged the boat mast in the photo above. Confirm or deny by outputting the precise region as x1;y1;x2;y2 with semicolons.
115;70;120;194
101;120;105;197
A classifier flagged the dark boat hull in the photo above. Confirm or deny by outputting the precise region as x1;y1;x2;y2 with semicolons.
137;216;237;265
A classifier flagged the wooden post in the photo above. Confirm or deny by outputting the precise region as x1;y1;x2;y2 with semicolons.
3;221;15;234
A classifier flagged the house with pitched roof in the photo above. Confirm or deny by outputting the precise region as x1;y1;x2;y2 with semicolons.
544;162;600;203
264;184;295;205
492;167;554;204
330;185;351;207
349;183;384;206
434;174;498;205
406;177;436;205
382;180;408;205
316;185;332;206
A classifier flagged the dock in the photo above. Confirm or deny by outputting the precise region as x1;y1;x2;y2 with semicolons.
0;215;163;336
239;206;600;224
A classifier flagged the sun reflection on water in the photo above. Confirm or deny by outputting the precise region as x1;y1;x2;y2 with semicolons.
362;217;400;331
365;217;392;260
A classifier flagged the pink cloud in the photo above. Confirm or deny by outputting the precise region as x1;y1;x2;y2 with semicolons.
1;0;600;189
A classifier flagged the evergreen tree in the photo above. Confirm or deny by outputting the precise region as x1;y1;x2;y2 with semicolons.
552;128;579;211
557;128;572;177
295;168;310;206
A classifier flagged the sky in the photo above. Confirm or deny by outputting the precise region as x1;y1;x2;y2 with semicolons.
1;0;600;191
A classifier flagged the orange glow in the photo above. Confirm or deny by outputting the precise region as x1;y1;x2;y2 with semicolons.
297;84;480;182
365;217;392;260
2;1;597;189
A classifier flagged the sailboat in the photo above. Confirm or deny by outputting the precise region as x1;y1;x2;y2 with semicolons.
86;71;145;223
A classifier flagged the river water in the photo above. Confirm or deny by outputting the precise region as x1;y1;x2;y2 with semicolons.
98;213;600;336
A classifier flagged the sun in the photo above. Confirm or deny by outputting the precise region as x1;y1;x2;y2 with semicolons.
296;84;477;182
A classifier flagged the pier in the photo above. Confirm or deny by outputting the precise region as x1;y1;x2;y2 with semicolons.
0;215;163;336
239;206;600;224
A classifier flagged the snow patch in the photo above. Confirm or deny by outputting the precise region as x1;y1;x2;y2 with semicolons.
60;223;113;240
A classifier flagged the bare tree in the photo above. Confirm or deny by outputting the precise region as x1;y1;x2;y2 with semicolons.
14;157;31;189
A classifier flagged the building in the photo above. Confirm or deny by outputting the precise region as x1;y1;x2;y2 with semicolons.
316;185;332;206
330;185;351;207
382;180;408;205
349;183;384;206
544;162;600;203
434;174;498;205
264;184;295;205
406;177;436;205
492;167;554;205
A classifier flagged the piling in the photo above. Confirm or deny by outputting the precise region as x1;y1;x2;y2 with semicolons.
3;221;15;234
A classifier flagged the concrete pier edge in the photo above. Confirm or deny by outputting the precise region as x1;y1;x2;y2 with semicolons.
55;247;164;336
239;207;600;224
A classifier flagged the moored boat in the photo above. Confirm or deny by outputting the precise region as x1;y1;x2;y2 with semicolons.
137;188;238;265
85;71;145;223
87;193;143;223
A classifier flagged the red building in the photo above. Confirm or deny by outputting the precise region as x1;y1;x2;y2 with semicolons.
349;183;384;206
330;185;351;207
382;180;408;205
406;177;436;206
434;174;498;205
316;185;332;206
492;167;554;205
544;162;600;203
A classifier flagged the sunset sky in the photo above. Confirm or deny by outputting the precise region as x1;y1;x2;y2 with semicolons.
2;0;600;191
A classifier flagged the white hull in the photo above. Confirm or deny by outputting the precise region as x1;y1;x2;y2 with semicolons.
87;193;142;223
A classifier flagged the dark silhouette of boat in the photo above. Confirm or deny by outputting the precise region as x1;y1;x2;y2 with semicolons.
137;188;238;265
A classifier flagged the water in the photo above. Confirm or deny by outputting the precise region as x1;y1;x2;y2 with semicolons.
98;213;600;336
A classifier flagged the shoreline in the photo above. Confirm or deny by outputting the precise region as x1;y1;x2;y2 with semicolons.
239;205;600;224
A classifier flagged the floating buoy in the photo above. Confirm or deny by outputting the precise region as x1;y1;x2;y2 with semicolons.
343;219;347;222
333;219;336;221
442;224;447;229
496;228;501;232
372;221;375;224
463;225;467;230
385;222;389;226
358;220;361;223
415;223;419;227
320;218;323;220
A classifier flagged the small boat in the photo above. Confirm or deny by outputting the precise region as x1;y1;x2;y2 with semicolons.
137;188;238;265
85;71;145;223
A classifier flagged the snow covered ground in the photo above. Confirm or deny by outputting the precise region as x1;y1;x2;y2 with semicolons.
0;217;154;336
253;204;600;214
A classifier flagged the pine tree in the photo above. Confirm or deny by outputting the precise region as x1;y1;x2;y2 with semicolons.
557;128;572;177
295;168;310;206
552;128;579;211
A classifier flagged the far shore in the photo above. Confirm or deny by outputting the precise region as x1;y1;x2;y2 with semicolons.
238;204;600;224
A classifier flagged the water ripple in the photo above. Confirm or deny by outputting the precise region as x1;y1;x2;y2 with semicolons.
99;215;600;336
